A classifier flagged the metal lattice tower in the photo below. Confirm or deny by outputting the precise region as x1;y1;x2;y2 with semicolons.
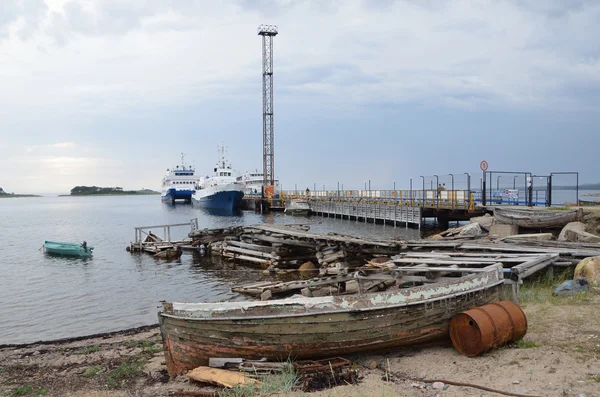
258;24;278;187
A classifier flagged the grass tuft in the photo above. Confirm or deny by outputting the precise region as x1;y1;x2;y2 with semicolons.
218;362;298;397
76;345;99;355
34;388;48;396
13;386;33;396
591;374;600;383
107;359;144;389
81;366;103;378
124;339;163;354
511;339;538;349
513;269;592;305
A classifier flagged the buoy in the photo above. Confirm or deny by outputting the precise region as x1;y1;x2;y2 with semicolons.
449;300;527;357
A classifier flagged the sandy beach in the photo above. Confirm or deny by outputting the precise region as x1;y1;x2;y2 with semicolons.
1;290;598;397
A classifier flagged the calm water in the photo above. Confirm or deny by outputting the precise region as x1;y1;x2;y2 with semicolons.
0;195;418;344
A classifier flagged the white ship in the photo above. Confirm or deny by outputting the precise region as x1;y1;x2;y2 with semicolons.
239;170;280;196
161;153;199;204
192;147;245;210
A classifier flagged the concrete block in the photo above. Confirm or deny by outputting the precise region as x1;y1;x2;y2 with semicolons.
490;223;519;238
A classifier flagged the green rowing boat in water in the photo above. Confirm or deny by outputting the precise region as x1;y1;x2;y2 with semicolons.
44;241;94;257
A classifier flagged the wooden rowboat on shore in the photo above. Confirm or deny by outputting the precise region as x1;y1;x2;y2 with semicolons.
579;199;600;206
158;264;504;376
494;208;582;229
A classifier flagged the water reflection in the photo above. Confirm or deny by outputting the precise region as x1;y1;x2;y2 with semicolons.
0;195;420;344
196;207;244;217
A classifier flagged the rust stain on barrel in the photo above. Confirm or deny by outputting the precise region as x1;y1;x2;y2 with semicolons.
449;300;527;357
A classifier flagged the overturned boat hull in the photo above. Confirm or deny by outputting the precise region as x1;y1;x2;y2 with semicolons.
494;208;582;228
158;265;504;376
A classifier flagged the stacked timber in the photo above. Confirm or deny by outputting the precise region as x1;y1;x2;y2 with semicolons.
208;228;319;268
189;224;406;271
188;226;246;247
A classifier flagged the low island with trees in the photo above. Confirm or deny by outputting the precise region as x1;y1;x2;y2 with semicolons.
0;187;40;198
64;186;160;196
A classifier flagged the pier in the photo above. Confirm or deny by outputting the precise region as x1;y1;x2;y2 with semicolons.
274;189;479;228
128;218;199;256
240;170;580;227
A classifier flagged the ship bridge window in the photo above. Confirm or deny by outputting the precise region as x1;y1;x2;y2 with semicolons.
227;172;231;176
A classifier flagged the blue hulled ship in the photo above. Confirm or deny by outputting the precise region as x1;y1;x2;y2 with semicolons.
192;146;244;210
161;154;199;204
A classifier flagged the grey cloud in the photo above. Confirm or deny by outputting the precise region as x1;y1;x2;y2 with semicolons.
59;0;163;36
281;63;380;87
516;0;588;18
0;0;48;39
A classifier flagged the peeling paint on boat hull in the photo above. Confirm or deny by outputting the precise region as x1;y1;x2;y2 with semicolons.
158;265;504;376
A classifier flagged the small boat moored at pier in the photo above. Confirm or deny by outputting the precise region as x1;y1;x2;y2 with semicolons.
44;241;94;257
284;199;310;215
158;263;504;376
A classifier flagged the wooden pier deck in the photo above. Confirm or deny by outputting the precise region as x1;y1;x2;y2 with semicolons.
309;200;422;227
273;189;483;228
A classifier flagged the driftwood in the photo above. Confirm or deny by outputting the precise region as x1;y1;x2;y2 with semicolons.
188;366;260;388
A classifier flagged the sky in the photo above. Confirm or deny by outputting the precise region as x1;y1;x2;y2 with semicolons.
0;0;599;194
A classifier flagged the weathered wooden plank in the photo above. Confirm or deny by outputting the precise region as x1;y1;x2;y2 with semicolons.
244;234;316;248
223;245;276;259
389;266;494;273
391;258;525;265
225;239;273;253
511;254;558;279
222;253;271;264
252;225;400;247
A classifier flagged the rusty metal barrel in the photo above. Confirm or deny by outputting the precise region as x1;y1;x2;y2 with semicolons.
449;300;527;357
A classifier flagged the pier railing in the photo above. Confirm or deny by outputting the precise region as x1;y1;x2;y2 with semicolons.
280;190;474;210
132;218;198;251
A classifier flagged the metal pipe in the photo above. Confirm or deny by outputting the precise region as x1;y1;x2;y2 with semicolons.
433;174;439;207
420;176;425;204
513;175;517;189
496;175;501;190
449;173;454;208
464;172;470;193
577;173;579;206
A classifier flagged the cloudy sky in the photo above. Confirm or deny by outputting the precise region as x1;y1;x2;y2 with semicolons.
0;0;599;194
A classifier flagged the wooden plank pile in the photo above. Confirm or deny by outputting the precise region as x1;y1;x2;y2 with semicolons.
188;226;246;246
192;224;405;271
203;226;318;268
185;223;600;300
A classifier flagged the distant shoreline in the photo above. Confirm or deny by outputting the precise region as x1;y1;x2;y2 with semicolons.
59;192;160;197
0;194;41;198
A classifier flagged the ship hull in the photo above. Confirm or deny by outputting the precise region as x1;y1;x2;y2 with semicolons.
161;188;195;204
193;190;244;210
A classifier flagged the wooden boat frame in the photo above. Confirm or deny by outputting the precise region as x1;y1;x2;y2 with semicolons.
159;263;504;376
494;207;582;228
